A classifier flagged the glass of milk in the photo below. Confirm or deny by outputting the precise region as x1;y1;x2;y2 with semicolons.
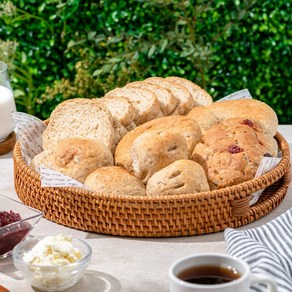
0;61;16;142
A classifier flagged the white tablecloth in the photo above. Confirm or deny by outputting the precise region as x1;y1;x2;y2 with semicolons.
0;125;291;292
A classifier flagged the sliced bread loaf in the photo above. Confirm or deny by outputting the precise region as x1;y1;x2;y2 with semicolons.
125;81;178;115
165;76;213;106
104;86;161;125
144;77;195;115
98;96;137;127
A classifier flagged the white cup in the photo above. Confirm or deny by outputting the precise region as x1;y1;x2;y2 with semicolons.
169;253;277;292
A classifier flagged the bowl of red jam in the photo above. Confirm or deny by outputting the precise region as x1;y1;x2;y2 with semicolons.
0;194;42;259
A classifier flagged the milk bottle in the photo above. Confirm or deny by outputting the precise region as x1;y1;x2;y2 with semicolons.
0;85;16;141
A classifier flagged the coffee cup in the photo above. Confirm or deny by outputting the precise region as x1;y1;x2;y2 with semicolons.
168;253;277;292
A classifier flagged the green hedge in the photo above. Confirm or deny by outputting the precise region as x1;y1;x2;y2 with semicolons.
0;0;291;123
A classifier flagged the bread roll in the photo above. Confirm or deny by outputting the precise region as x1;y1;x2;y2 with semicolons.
192;118;278;190
84;166;146;196
207;99;278;136
187;106;219;134
31;138;114;183
146;159;210;196
131;130;188;183
115;115;202;173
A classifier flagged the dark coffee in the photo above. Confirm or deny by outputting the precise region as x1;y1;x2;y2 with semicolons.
177;265;241;285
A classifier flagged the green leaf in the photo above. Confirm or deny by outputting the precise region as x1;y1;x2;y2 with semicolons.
148;44;156;58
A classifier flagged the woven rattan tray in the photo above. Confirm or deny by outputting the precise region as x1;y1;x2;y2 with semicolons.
13;132;291;237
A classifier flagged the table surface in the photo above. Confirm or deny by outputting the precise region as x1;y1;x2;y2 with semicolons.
0;125;291;292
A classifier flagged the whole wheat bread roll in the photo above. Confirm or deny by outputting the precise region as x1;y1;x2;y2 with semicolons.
84;166;146;196
146;159;210;196
31;138;114;183
131;130;188;183
115;115;202;173
42;98;116;153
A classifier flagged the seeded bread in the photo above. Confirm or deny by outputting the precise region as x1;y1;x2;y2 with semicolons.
146;159;210;196
125;81;178;115
98;96;137;127
104;86;161;125
191;118;278;190
42;98;116;153
144;77;195;115
207;99;278;136
165;76;213;106
131;130;188;183
31;138;114;183
115;115;202;173
84;166;146;196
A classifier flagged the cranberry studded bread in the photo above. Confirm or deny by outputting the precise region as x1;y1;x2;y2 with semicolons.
146;159;210;196
191;118;278;190
115;115;202;173
131;130;188;183
30;138;114;183
84;166;146;196
42;98;116;153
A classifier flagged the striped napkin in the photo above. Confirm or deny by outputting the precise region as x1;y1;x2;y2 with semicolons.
224;208;292;292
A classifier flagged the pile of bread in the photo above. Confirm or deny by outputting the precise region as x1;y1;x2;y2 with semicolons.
30;76;279;197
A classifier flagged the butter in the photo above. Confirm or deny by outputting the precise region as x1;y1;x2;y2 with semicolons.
23;234;82;266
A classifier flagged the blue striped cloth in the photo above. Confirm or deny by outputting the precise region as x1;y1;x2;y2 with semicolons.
224;208;292;292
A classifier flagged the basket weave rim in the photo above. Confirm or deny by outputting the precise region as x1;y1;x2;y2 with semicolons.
13;131;290;203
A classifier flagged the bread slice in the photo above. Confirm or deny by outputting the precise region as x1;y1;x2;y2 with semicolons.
165;76;213;106
125;81;178;115
98;96;137;127
84;166;146;196
146;159;210;196
115;115;202;173
144;77;195;115
131;130;188;183
43;98;116;153
104;86;161;125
